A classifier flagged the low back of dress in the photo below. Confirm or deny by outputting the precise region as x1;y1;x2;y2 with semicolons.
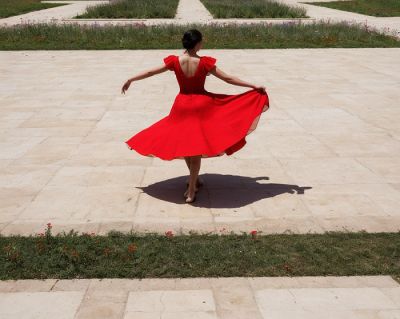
163;55;217;94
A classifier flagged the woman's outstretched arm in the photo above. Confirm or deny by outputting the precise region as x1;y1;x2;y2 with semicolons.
121;64;170;94
209;67;266;93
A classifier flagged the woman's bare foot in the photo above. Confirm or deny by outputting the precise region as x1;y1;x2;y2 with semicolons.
185;188;196;203
184;185;198;198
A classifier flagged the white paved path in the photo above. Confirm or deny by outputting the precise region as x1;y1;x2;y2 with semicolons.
175;0;213;22
0;1;108;25
0;49;399;236
0;276;399;318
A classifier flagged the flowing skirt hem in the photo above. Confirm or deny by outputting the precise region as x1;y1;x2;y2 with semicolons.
125;96;269;161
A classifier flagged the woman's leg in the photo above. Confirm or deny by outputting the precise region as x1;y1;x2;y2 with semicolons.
186;155;201;202
184;156;203;190
184;157;191;170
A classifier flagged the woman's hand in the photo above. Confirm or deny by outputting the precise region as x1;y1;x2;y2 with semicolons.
253;85;266;93
121;79;132;94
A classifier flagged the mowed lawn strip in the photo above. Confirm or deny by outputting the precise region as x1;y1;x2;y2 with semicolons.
200;0;307;18
0;21;399;50
302;0;400;17
74;0;180;19
1;230;399;280
0;0;67;18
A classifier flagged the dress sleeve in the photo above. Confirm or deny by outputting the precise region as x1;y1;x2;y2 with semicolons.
163;54;175;71
203;56;217;75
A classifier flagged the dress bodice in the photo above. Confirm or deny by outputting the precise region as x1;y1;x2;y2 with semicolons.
163;54;217;94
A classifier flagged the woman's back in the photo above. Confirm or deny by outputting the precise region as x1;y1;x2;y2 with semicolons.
163;54;217;94
177;55;202;78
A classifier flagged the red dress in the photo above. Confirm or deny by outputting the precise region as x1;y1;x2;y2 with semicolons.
125;54;269;161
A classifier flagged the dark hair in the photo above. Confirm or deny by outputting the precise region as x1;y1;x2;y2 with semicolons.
182;29;202;50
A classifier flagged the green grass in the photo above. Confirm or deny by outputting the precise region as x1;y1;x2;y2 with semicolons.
1;226;399;280
75;0;180;19
0;0;67;18
200;0;308;18
0;21;399;50
302;0;400;17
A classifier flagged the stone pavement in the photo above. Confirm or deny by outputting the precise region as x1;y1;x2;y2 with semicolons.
0;276;399;318
0;49;399;236
0;0;399;38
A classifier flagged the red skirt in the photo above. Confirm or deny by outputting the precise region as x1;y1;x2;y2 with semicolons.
125;88;269;161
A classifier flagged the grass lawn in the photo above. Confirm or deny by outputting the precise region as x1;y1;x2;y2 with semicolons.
302;0;400;17
75;0;180;19
1;226;399;280
200;0;308;18
0;0;67;18
0;21;399;50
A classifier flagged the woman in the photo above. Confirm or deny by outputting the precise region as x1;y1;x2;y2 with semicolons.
122;29;269;204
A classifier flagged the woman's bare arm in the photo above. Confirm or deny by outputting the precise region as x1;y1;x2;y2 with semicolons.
121;64;169;94
208;67;266;93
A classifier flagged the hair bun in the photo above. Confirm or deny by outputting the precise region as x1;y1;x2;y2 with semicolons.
182;29;203;50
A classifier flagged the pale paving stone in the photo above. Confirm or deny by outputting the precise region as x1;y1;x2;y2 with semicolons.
75;301;127;319
300;193;383;218
217;310;263;319
0;49;400;235
256;133;336;158
0;277;399;318
95;110;159;131
256;309;379;319
377;310;400;319
359;276;400;288
30;107;106;121
52;279;91;292
124;313;217;319
315;133;400;158
65;142;142;167
0;137;46;160
280;157;385;185
47;165;145;187
75;286;129;319
0;279;57;292
254;287;399;318
11;138;82;166
356;157;400;184
87;278;177;292
0;187;39;223
16;185;140;222
0;164;61;191
0;291;84;318
125;289;216;312
381;288;400;307
288;287;398;310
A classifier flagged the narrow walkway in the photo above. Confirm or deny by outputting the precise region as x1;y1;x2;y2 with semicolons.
0;1;108;25
0;276;399;318
175;0;213;22
282;0;400;38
